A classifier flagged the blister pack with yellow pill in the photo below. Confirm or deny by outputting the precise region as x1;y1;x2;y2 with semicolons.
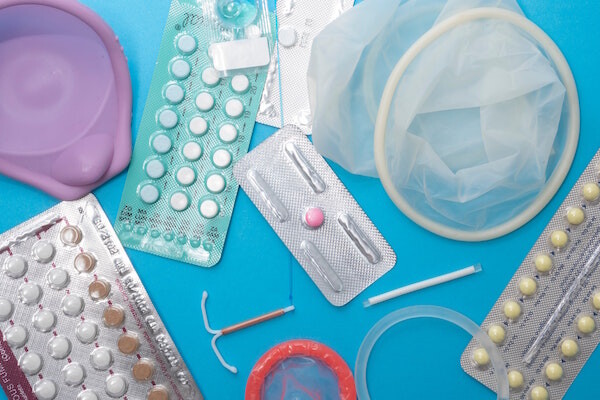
462;149;600;400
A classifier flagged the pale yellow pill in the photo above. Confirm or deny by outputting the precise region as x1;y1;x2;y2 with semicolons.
566;207;585;225
592;292;600;310
560;339;579;358
519;277;537;296
577;315;596;334
545;362;563;381
582;182;600;202
473;348;490;367
504;301;522;320
535;254;553;273
550;230;569;249
530;386;549;400
508;370;524;389
488;324;506;344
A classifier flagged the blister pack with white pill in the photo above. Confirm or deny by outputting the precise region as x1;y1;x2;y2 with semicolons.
233;125;396;306
461;149;600;400
0;195;202;400
115;0;274;267
257;0;354;133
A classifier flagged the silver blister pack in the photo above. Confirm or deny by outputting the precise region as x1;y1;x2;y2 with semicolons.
0;195;202;400
257;0;354;133
461;149;600;400
233;125;396;306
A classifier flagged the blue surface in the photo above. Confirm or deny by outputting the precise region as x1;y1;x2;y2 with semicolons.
0;1;599;399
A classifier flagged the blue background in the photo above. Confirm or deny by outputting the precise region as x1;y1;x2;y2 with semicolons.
1;0;599;399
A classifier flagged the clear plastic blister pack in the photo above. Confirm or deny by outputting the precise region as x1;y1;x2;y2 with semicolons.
115;0;275;267
233;125;396;306
257;0;354;133
0;195;202;400
461;149;600;400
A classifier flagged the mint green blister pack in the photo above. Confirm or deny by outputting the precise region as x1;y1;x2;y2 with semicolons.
115;0;275;267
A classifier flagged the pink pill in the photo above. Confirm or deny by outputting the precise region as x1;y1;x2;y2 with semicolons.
304;207;324;229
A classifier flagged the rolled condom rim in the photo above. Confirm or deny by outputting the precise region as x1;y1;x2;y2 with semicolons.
373;7;580;242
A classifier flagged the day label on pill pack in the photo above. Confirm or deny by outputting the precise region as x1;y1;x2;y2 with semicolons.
0;195;202;400
115;0;274;267
461;149;600;400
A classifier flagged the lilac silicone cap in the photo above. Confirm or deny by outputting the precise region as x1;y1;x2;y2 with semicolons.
0;0;132;200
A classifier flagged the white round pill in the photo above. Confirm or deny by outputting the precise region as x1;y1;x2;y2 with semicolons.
507;370;523;389
206;174;226;194
165;83;185;104
105;374;128;398
171;59;191;79
550;230;569;249
5;325;28;348
212;149;232;168
60;226;83;246
19;282;42;305
90;347;113;371
582;182;600;202
170;192;190;211
0;298;13;321
32;241;55;263
176;167;196;186
139;184;160;204
19;352;43;375
76;321;98;344
219;123;238;143
63;363;86;386
46;268;70;290
593;292;600;310
200;199;219;219
225;98;244;118
47;335;72;359
189;116;208;135
78;390;100;400
560;338;579;358
545;362;563;381
278;26;297;47
152;134;172;154
158;109;178;129
473;348;490;367
518;277;537;296
503;300;521;320
535;254;553;273
4;255;28;278
577;315;596;334
146;159;166;179
195;92;215;112
34;380;58;400
487;324;506;344
177;34;197;54
201;67;220;86
566;207;585;225
530;386;548;400
182;141;202;161
61;294;84;317
231;75;250;93
33;309;56;332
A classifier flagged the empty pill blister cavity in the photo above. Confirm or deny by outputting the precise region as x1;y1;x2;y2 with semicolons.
115;0;275;267
0;195;202;399
234;125;396;306
462;150;600;399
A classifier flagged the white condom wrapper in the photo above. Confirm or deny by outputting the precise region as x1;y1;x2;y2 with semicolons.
307;0;578;240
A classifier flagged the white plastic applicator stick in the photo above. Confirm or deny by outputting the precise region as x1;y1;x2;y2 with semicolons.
364;264;482;307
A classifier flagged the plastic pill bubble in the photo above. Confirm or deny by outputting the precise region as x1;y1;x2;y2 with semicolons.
103;305;125;328
62;294;84;316
90;347;113;370
152;134;172;154
201;67;220;86
189;116;208;135
550;230;569;249
182;141;202;161
566;207;585;225
472;348;490;367
225;98;244;118
74;252;97;273
164;83;185;104
118;332;140;355
577;315;596;334
158;109;178;129
560;338;579;358
507;370;523;389
139;184;160;204
213;149;232;168
19;282;42;305
60;225;83;246
89;279;111;301
32;240;55;263
200;199;220;219
593;292;600;310
77;390;100;400
47;267;69;289
33;309;57;332
582;182;600;201
146;159;166;179
534;254;553;273
206;174;226;194
231;75;250;93
170;191;190;211
530;386;548;400
20;352;43;375
105;374;128;398
5;325;28;348
34;379;58;400
545;362;563;381
503;301;522;320
76;321;99;343
62;362;86;386
518;277;537;296
171;59;191;80
195;92;215;112
47;335;71;359
4;255;28;278
176;167;196;186
0;298;14;321
177;34;197;54
278;26;297;47
148;386;169;400
132;359;155;381
487;324;506;344
219;123;238;143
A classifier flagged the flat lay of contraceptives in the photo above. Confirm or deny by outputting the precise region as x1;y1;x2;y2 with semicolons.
0;0;132;200
257;0;354;133
0;195;202;400
364;263;482;307
307;0;580;241
356;306;509;400
201;291;294;374
462;149;600;400
233;125;397;306
114;0;274;267
202;0;273;75
245;339;356;400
